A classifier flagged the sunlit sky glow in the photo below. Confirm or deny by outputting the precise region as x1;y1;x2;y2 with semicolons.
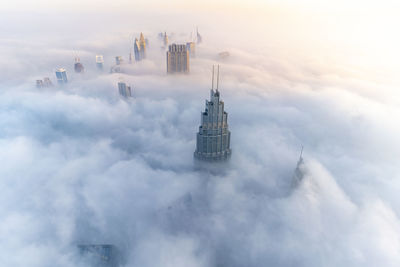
2;0;399;75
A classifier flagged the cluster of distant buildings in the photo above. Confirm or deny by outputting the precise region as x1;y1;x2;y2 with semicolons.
36;29;204;100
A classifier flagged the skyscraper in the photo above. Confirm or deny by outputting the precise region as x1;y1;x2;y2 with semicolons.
186;42;195;57
43;77;53;87
139;33;146;59
118;81;132;97
133;33;147;61
36;80;44;88
96;55;104;70
115;56;123;65
196;27;202;44
36;77;53;88
166;44;189;74
55;68;68;85
74;57;84;73
163;32;169;48
194;65;231;161
134;38;140;61
129;50;133;64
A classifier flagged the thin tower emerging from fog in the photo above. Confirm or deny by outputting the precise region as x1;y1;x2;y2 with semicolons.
194;65;231;161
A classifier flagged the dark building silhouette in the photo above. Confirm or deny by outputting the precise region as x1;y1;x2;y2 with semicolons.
118;81;132;97
115;56;123;65
74;57;84;73
96;55;104;70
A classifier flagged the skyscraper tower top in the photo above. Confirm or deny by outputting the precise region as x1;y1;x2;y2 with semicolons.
55;68;68;85
139;32;145;44
163;32;169;48
166;44;189;73
194;65;231;161
139;33;146;59
196;27;202;44
134;33;146;61
95;55;104;63
96;55;104;70
118;81;132;98
115;56;123;65
134;38;140;61
74;57;84;73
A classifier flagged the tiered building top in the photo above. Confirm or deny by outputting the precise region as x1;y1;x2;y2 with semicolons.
194;66;231;161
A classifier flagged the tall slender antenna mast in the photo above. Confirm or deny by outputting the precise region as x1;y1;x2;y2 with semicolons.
212;65;215;90
216;65;220;91
300;145;304;158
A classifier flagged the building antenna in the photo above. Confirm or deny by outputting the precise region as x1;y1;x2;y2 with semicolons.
212;65;215;90
300;145;304;159
216;65;220;91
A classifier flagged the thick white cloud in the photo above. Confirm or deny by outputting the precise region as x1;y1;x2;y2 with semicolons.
1;1;400;266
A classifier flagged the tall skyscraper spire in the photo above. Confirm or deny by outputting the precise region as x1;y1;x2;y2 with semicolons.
194;65;231;161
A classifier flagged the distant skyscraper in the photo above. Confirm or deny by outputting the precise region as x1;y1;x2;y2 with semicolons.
133;33;147;61
292;146;304;187
36;77;53;88
74;57;84;73
36;80;44;88
194;65;231;161
139;33;146;59
186;42;195;57
96;55;104;70
115;56;123;65
163;32;169;48
118;81;132;97
55;68;68;85
43;77;53;87
166;44;189;73
129;50;133;64
134;38;141;61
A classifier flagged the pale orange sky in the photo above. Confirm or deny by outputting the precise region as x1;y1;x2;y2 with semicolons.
1;0;399;82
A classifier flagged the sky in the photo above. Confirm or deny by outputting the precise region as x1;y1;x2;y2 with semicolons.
1;1;400;266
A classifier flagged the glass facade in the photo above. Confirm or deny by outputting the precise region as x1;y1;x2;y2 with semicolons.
194;89;231;161
55;68;68;85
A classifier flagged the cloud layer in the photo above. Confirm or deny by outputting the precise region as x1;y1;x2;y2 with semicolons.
1;3;400;267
